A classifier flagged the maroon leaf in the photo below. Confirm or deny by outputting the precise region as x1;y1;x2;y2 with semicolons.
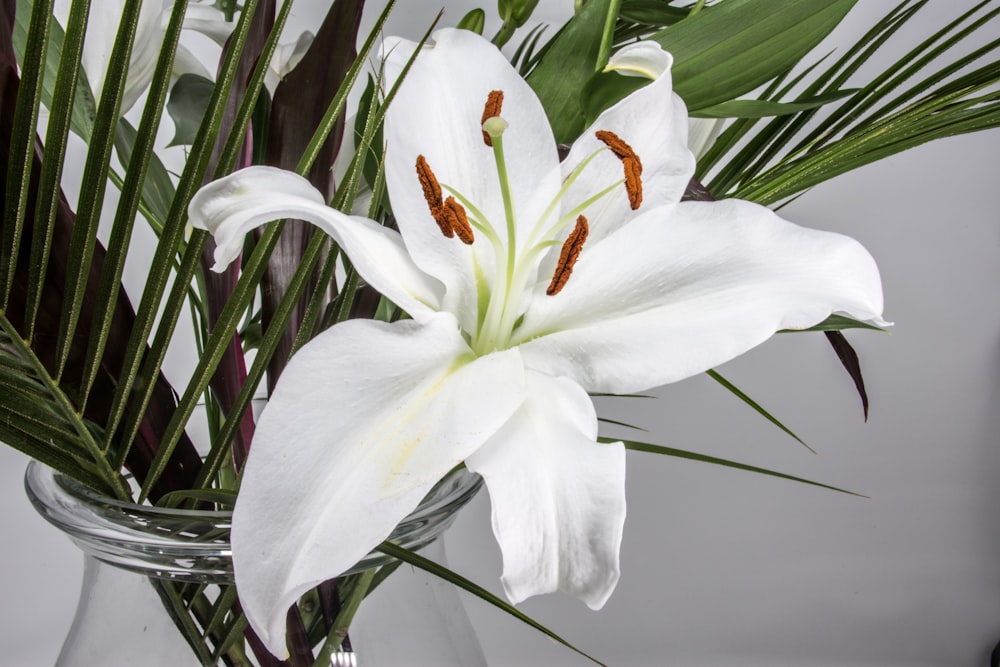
825;330;870;420
198;0;280;468
259;0;365;393
0;6;201;497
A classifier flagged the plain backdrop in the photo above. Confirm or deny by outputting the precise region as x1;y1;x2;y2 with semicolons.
2;1;999;665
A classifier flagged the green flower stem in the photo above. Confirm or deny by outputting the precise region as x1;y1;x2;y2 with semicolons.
596;0;623;72
311;569;377;667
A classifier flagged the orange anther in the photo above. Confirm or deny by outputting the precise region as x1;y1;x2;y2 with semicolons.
547;216;589;296
595;130;644;210
416;155;454;238
443;196;474;245
623;157;643;210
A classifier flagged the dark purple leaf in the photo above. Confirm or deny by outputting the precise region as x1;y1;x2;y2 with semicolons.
198;0;279;467
0;8;201;497
259;0;365;393
825;330;869;420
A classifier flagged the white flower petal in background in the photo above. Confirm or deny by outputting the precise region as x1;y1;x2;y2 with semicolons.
54;0;171;114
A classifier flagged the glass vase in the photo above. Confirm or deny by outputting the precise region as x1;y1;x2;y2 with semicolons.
25;460;487;667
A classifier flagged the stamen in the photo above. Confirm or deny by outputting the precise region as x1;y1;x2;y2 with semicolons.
623;157;643;209
416;154;443;210
546;215;589;296
442;196;475;245
416;155;454;238
595;130;640;165
481;90;504;146
595;130;644;210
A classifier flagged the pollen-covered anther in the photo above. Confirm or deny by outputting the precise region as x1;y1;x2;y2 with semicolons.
416;154;443;210
416;155;454;238
547;215;589;296
595;130;644;210
623;157;643;209
481;90;504;146
442;196;474;244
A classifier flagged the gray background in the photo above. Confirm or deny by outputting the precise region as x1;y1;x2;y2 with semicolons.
2;1;999;665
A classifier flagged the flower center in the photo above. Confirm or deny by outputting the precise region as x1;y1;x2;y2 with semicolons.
413;90;644;354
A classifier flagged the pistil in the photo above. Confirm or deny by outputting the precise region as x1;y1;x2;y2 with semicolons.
481;90;504;147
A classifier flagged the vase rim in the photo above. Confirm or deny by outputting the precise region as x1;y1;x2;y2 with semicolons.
24;460;482;582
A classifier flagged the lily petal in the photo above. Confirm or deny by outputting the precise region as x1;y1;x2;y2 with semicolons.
232;313;525;657
604;40;672;79
560;47;694;246
55;0;170;114
187;166;444;320
607;41;721;160
382;29;562;330
517;199;886;394
182;3;234;45
466;371;626;609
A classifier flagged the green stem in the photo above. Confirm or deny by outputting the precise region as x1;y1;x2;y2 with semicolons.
596;0;623;72
311;569;377;667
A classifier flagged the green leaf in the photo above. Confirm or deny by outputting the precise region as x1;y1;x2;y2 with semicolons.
526;0;613;143
113;119;176;229
783;314;889;333
583;0;858;124
618;438;865;497
705;369;813;453
377;542;608;666
167;73;215;146
661;0;858;112
691;89;859;118
187;0;402;494
155;488;238;509
618;0;689;25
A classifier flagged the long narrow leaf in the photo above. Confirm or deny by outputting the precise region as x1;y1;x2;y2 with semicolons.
78;1;187;410
103;0;267;470
1;0;50;308
377;541;607;667
53;0;144;378
192;0;408;491
619;438;864;496
705;369;814;453
23;0;89;341
137;0;296;499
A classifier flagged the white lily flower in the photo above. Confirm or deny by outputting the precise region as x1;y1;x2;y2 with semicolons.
54;0;171;114
606;41;723;159
189;29;885;657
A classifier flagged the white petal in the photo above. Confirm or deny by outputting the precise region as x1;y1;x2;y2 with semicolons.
382;29;562;331
265;31;314;94
188;166;444;320
171;43;213;83
181;3;234;45
687;117;724;160
56;0;170;114
466;371;626;609
233;314;525;657
604;40;672;79
517;199;886;394
559;46;694;246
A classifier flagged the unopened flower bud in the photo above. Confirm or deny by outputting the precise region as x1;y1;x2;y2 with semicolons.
498;0;539;27
457;8;486;35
